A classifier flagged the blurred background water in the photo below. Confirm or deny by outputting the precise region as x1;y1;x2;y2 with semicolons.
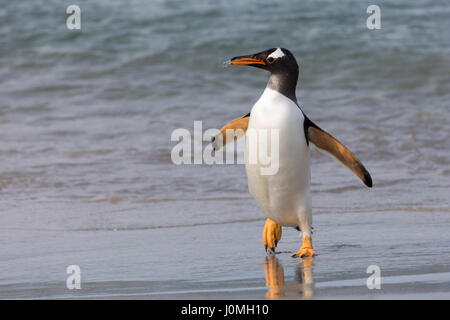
0;0;449;296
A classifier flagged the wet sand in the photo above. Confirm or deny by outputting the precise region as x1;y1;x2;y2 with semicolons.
1;205;449;299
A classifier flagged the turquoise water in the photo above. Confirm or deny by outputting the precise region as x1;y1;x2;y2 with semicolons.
0;1;449;297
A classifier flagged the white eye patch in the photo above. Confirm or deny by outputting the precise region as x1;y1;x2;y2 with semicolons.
267;48;285;60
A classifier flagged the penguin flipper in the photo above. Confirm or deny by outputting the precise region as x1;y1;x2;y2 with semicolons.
307;126;373;187
212;113;250;150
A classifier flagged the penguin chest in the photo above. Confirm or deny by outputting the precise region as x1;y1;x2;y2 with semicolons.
245;88;311;226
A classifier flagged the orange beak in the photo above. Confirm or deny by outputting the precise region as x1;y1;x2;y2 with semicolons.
229;57;266;66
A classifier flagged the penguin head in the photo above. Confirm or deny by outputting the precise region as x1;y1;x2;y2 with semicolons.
229;48;298;75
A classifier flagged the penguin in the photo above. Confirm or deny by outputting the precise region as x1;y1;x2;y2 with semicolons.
212;48;372;257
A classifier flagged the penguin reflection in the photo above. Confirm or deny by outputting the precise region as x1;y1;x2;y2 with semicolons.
264;255;315;299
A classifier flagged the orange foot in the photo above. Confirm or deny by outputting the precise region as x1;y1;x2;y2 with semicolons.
292;235;316;258
263;218;282;253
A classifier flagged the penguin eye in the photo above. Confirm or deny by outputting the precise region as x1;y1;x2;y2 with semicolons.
267;57;275;64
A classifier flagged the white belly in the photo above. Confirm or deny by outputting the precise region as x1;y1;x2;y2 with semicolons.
245;88;311;228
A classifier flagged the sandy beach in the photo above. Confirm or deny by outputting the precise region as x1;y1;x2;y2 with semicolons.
2;203;449;299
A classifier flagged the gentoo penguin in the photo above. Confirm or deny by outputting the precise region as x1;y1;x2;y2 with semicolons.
213;48;372;257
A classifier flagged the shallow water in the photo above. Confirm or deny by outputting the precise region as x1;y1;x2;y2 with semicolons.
0;0;449;299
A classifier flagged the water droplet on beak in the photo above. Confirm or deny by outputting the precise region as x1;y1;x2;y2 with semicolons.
222;59;231;68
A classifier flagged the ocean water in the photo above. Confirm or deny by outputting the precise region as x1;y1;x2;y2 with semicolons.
0;0;449;298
